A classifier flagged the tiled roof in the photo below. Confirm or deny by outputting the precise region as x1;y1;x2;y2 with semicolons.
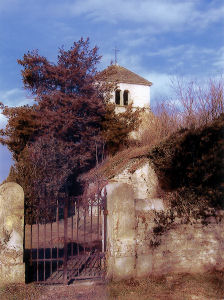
99;64;152;86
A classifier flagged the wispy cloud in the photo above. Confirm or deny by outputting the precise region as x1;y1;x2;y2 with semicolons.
3;0;223;34
143;72;173;103
119;52;142;71
0;88;33;129
50;0;224;33
0;113;7;129
213;46;224;70
0;88;32;107
147;45;186;57
193;3;224;29
125;37;148;48
145;44;223;76
59;0;193;26
146;45;217;65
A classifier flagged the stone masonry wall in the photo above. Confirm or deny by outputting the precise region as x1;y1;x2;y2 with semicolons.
135;208;224;277
106;181;224;280
0;182;25;286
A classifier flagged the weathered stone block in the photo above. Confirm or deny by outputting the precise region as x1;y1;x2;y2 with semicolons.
0;263;25;285
106;183;136;279
113;256;136;280
136;254;153;277
0;182;25;286
131;163;158;199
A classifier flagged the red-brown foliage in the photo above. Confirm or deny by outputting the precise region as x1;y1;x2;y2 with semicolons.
1;38;109;211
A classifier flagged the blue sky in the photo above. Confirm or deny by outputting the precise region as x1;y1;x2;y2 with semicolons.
0;0;223;182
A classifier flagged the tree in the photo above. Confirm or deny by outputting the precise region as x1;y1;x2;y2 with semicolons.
138;102;180;148
138;76;224;149
1;38;142;216
1;39;108;211
171;76;224;129
0;104;38;160
101;103;141;155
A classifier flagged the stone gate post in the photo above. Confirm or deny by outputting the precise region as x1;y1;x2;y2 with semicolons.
0;182;25;286
106;182;136;280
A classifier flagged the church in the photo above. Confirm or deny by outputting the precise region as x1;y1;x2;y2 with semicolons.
100;64;152;112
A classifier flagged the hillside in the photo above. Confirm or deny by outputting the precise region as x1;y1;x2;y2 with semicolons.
83;114;224;210
149;114;224;209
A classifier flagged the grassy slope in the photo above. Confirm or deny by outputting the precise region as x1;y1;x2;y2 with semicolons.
149;114;224;209
84;114;224;210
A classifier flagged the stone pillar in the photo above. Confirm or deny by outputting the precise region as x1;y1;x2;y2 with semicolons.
0;182;25;286
106;182;136;280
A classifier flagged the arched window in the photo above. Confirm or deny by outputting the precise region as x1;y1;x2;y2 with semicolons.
123;90;129;106
115;89;121;105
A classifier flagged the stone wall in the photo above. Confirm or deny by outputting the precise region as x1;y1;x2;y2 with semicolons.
136;208;224;276
0;182;25;286
106;182;224;280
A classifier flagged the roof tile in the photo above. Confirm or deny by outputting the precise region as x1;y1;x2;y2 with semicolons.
99;65;152;86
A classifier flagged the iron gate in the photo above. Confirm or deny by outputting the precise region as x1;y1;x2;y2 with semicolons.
24;191;107;284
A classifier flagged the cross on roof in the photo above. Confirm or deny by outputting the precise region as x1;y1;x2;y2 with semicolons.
113;46;120;65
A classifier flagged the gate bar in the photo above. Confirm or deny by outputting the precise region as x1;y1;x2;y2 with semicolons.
63;196;68;284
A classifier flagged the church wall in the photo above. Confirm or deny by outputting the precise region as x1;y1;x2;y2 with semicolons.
112;83;150;109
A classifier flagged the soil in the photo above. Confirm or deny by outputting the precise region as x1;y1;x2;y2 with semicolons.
37;280;108;300
1;272;223;300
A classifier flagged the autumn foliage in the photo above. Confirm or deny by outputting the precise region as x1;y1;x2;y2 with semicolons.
0;105;38;160
0;38;141;214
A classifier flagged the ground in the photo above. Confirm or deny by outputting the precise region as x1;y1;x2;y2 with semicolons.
0;272;223;300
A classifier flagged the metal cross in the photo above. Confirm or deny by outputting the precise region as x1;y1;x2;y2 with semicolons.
113;46;120;65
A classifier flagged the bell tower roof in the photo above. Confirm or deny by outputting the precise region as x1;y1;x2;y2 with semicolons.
100;65;152;86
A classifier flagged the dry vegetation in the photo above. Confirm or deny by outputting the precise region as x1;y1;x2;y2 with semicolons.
1;271;223;299
83;77;224;208
139;76;223;148
82;145;150;184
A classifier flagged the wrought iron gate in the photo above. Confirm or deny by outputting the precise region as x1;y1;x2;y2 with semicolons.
25;191;107;284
